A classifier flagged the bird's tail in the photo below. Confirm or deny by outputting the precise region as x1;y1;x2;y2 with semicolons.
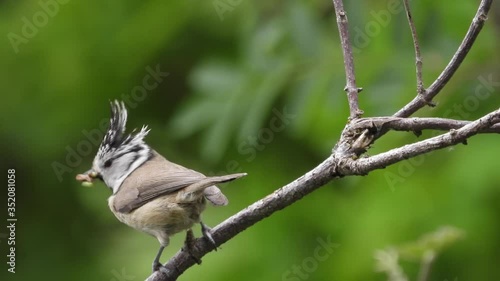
177;173;247;204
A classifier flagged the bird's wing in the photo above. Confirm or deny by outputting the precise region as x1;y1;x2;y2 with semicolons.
113;152;206;213
112;151;245;213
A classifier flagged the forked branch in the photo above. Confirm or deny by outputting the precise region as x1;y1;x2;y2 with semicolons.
395;0;493;117
345;108;500;174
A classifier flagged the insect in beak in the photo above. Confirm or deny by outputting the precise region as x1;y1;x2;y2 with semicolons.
76;170;101;187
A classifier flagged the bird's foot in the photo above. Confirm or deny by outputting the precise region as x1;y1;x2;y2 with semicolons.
152;261;163;272
182;229;202;264
200;222;218;251
151;245;165;273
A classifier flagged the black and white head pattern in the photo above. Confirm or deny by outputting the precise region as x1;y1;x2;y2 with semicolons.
92;100;151;193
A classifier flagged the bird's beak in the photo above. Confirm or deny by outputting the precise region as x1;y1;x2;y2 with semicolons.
76;169;101;183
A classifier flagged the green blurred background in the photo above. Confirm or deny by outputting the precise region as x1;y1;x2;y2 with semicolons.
0;0;499;280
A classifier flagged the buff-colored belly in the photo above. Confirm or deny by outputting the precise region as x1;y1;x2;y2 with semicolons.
108;195;206;245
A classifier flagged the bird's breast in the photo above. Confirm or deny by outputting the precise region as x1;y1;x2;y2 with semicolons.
108;194;206;239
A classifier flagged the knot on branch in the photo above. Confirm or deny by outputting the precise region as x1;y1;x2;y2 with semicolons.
477;12;488;22
343;86;363;93
417;91;436;107
331;153;367;177
335;119;381;158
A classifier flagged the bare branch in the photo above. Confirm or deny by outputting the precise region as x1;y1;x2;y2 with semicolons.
350;116;500;134
402;0;426;99
345;108;500;174
332;0;363;119
395;0;493;117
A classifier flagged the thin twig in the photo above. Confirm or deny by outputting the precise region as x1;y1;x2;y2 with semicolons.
395;0;493;117
332;0;363;119
403;0;427;100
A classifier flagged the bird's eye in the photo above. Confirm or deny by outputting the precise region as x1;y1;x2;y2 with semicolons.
104;159;113;168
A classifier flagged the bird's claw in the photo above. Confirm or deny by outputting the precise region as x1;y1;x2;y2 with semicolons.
152;261;162;272
183;229;202;264
200;222;218;251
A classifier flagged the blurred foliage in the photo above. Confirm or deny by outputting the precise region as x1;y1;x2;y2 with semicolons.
375;226;465;281
397;225;465;261
0;0;499;281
